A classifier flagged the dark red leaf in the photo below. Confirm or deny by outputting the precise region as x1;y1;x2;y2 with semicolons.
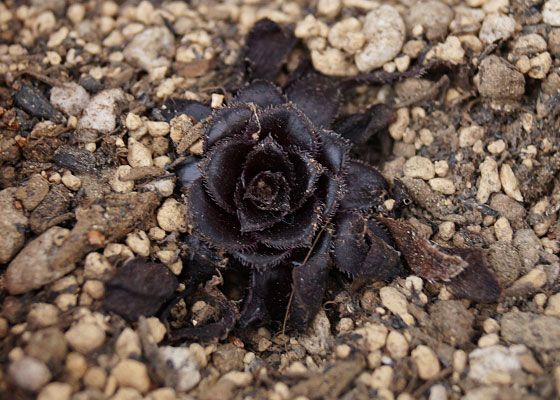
254;198;322;249
339;160;388;211
234;80;287;109
241;135;294;187
258;105;318;154
290;253;330;331
316;130;350;176
333;104;395;146
202;136;254;213
332;212;401;280
239;264;292;327
443;247;502;302
187;177;256;251
159;98;212;122
244;18;298;81
288;152;323;209
233;244;292;269
204;106;253;151
285;73;341;129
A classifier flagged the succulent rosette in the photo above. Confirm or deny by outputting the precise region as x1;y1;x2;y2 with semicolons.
173;19;500;335
186;80;349;268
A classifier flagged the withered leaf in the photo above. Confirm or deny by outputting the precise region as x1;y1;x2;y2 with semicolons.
378;217;501;302
104;259;178;321
378;217;466;281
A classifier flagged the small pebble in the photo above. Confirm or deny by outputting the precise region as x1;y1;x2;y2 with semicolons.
545;293;560;317
126;113;143;131
386;330;409;359
411;345;441;380
389;108;410;141
84;366;107;390
477;157;501;204
84;252;114;279
354;323;388;352
543;0;560;26
50;83;90;117
65;321;106;354
77;89;126;142
499;164;523;202
380;287;408;317
115;328;142;359
479;14;516;44
147;121;170;137
452;350;467;374
438;221;455;241
318;0;342;18
112;359;151;393
429;384;448;400
37;382;72;400
429;178;455;195
403;156;435;180
27;303;59;328
125;230;151;257
478;333;500;348
336;344;352;358
494;217;513;242
483;318;500;334
487;139;506;154
61;171;82;191
459;125;484;147
9;356;52;392
157;198;188;232
127;138;153;168
146;317;167;344
475;56;525;101
110;166;135;193
146;388;176;400
355;5;405;72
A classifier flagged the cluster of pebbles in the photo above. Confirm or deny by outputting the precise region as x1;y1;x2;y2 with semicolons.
1;0;560;399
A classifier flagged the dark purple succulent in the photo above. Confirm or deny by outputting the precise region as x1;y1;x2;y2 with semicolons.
186;80;348;270
165;19;501;338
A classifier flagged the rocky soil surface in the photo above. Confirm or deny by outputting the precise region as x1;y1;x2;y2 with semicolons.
1;0;560;399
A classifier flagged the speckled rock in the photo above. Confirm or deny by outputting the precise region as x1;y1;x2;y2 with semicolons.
429;300;475;347
501;312;560;350
355;5;405;72
15;174;50;211
479;14;516;44
477;157;501;204
405;1;454;40
6;227;71;294
76;89;126;143
475;56;525;101
468;345;524;383
123;26;175;75
0;188;28;264
543;0;560;26
513;229;541;270
157;346;202;392
487;242;523;286
50;82;90;116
